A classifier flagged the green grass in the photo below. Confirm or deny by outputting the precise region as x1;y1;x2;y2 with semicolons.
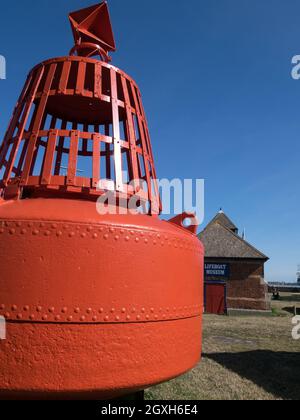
145;313;300;400
270;292;300;316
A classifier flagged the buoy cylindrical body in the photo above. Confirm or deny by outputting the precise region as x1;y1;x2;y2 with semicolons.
0;199;203;399
0;4;204;399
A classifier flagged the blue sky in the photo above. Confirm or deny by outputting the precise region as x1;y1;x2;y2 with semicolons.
0;0;299;282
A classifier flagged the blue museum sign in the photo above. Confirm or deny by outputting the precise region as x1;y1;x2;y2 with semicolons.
205;263;230;279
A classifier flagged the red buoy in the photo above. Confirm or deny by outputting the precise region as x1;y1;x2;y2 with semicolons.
0;2;204;399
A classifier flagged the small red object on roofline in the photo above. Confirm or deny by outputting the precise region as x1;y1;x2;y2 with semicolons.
69;1;116;62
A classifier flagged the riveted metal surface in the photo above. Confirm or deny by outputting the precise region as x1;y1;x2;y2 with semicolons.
0;200;203;325
0;2;204;399
0;317;202;399
0;199;203;398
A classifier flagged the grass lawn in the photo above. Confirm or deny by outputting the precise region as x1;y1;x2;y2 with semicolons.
145;311;300;400
270;292;300;316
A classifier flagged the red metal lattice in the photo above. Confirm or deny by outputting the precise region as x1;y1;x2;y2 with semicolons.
0;57;161;213
0;2;204;400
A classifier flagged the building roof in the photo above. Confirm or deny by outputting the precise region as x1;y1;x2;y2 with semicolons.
198;211;269;260
207;209;238;233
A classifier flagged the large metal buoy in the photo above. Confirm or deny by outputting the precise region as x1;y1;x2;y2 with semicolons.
0;2;204;399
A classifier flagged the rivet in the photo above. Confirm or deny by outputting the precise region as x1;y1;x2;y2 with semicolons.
132;308;136;313
17;313;23;320
4;313;10;319
37;306;42;312
20;229;27;235
111;308;115;314
69;232;75;238
153;240;157;245
144;239;148;244
0;229;4;234
93;233;98;239
11;305;17;312
40;223;45;228
136;315;141;321
150;308;154;313
56;231;63;237
81;233;87;238
99;308;104;314
45;231;51;236
63;225;69;230
74;308;80;314
86;308;92;314
135;238;139;243
29;314;35;320
141;308;145;313
130;230;135;236
125;236;130;242
87;227;92;232
62;307;68;314
32;230;39;236
115;235;119;241
120;230;125;235
16;222;22;228
121;308;126;313
154;315;159;320
104;234;109;240
146;315;150;320
80;316;86;322
42;315;48;321
67;316;73;322
55;315;61;321
24;306;30;312
126;315;131;321
9;229;15;235
115;316;120;321
49;307;55;313
51;223;57;229
109;228;115;234
104;316;109;322
92;316;97;322
28;223;33;228
0;304;5;310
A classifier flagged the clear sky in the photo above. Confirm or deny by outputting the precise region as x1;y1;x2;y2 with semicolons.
0;0;299;283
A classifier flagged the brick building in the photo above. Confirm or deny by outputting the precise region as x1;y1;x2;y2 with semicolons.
198;210;270;311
